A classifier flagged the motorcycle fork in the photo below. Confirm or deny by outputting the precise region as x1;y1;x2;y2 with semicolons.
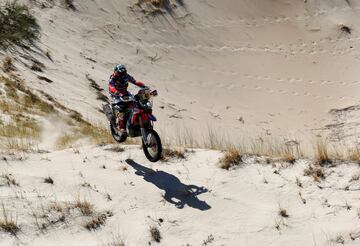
139;117;148;145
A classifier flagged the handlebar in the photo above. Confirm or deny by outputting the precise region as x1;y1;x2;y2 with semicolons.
115;89;158;103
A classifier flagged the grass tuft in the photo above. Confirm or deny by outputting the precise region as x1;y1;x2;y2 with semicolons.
0;204;19;236
64;0;76;11
150;226;161;243
219;149;243;170
0;1;40;48
161;147;186;161
74;200;93;216
102;237;126;246
315;139;332;166
2;56;15;72
30;60;45;72
304;165;325;182
1;173;19;186
279;208;289;218
44;177;54;185
348;147;360;164
85;214;107;231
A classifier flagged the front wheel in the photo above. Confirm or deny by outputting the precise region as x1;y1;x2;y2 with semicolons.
110;123;127;143
142;129;162;162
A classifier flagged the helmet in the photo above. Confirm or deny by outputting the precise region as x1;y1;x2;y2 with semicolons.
114;64;127;75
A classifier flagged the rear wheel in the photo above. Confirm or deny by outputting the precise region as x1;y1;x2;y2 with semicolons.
142;129;162;162
110;123;127;143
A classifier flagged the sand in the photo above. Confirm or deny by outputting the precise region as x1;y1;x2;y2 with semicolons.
1;0;360;245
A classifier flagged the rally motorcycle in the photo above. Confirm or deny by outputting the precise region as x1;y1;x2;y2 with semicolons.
103;88;162;162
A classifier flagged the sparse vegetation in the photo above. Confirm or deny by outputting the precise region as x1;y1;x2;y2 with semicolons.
0;1;40;48
304;165;325;182
150;225;161;243
315;139;332;166
1;173;19;186
161;147;186;161
30;60;45;72
219;149;243;170
348;147;360;164
340;24;352;34
2;56;15;72
105;145;125;152
85;213;107;231
202;234;215;246
55;133;80;149
279;208;289;218
102;237;126;246
45;49;53;61
0;204;19;235
44;177;54;185
74;200;93;216
64;0;76;11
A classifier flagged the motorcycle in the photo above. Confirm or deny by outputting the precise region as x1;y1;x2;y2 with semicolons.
103;88;162;162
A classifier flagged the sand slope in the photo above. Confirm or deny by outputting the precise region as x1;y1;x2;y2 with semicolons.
1;146;360;246
3;0;359;148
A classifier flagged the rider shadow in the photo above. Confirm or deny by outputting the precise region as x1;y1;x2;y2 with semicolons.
126;159;211;211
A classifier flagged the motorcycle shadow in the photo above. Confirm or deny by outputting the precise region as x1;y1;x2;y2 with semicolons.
126;159;211;211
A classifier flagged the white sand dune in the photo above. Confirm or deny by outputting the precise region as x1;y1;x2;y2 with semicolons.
7;0;360;148
1;146;360;246
1;0;360;245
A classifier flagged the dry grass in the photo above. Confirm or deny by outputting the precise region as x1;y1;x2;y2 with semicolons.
0;204;19;235
314;139;332;166
64;0;76;11
219;149;243;170
55;133;80;150
78;123;114;145
102;237;126;246
161;147;186;161
348;147;360;164
44;177;54;185
279;208;289;218
1;173;19;186
137;0;169;8
30;60;45;72
74;200;93;216
45;49;53;61
2;56;15;72
85;213;107;231
105;145;125;152
0;138;36;152
0;1;40;48
150;226;161;243
340;24;352;34
0;115;41;139
304;165;325;182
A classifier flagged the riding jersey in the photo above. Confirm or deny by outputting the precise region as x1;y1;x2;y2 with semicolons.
108;73;145;97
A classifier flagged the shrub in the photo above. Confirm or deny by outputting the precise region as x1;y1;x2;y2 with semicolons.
219;149;243;170
0;1;40;48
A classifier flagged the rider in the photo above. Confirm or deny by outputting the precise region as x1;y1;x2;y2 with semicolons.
109;64;147;133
